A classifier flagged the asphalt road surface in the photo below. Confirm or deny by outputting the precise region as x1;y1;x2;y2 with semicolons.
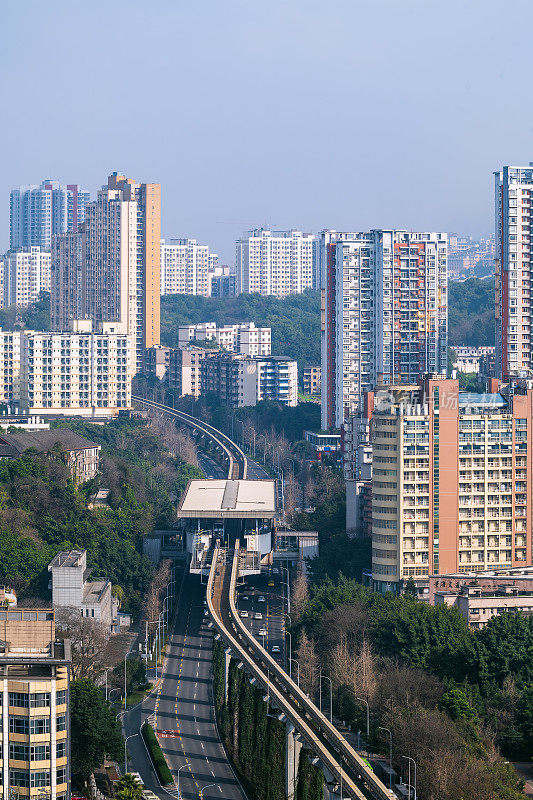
235;568;287;670
123;572;247;800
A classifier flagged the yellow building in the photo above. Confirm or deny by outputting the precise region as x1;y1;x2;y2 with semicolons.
0;608;71;799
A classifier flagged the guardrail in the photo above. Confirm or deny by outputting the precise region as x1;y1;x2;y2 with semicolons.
132;397;248;479
206;543;393;800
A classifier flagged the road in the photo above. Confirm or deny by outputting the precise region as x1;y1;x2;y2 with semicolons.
235;569;286;669
124;573;247;800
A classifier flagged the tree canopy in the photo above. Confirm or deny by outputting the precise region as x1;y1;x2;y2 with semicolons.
70;678;123;780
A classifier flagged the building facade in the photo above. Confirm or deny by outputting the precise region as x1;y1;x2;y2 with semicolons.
3;247;51;309
0;330;22;404
0;430;100;484
52;173;160;370
201;353;297;407
48;550;114;630
236;229;315;297
50;233;84;330
178;322;271;356
369;377;533;593
321;229;448;430
0;607;70;800
302;366;321;396
167;346;209;398
160;238;211;297
10;180;89;250
495;164;533;380
20;321;134;417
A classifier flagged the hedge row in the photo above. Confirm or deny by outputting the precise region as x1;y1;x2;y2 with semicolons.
142;722;173;785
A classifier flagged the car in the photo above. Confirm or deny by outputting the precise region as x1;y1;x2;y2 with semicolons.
129;773;144;787
268;580;275;587
272;568;279;574
258;595;266;603
239;610;249;618
241;595;249;601
143;792;159;800
271;645;281;654
255;612;263;620
258;628;267;637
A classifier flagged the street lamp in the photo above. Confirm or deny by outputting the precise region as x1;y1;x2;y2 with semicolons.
402;755;417;800
289;658;300;687
319;674;333;723
124;733;139;775
177;762;190;799
199;783;217;798
281;566;290;614
356;696;370;739
378;727;393;790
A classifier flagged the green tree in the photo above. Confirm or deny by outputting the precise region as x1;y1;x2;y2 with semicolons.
70;678;123;780
115;774;143;800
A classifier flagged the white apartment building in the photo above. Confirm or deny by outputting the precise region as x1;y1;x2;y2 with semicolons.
3;246;51;308
201;353;297;407
495;164;533;379
178;322;271;356
10;179;89;250
0;330;22;404
236;229;316;297
160;238;211;296
20;321;134;417
48;550;114;630
321;229;448;429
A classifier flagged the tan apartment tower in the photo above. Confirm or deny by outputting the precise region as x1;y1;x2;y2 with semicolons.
51;172;160;371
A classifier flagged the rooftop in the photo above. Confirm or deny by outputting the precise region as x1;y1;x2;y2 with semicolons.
48;550;84;569
0;429;100;455
177;479;277;518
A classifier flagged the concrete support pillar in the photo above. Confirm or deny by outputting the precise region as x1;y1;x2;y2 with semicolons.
224;649;231;702
285;721;302;800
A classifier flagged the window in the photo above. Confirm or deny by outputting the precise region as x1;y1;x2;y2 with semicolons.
56;741;67;760
56;715;66;732
30;692;50;708
9;716;29;735
31;744;50;761
56;768;67;785
9;691;29;707
56;689;67;706
30;717;50;735
10;770;30;787
9;743;29;760
30;771;50;788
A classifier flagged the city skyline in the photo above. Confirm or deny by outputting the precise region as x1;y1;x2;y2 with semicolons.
3;1;532;262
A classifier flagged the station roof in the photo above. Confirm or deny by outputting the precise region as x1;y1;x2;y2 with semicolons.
177;479;277;519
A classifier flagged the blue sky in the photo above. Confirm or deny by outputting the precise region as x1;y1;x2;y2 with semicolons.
2;0;532;262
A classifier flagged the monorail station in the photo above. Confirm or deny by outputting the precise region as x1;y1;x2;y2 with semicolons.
177;479;277;572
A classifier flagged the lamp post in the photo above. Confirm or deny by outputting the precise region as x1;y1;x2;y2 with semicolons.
289;658;300;686
285;614;292;675
124;733;139;775
378;727;393;790
199;783;217;798
402;755;417;800
282;566;290;614
320;674;333;723
124;653;128;710
356;696;370;739
177;762;190;799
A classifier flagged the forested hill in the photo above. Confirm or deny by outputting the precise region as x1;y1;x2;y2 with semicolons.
161;290;321;366
448;278;494;347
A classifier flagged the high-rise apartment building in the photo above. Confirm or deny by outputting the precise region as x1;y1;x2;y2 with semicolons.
321;229;448;429
495;164;533;380
0;606;71;800
160;238;211;297
10;180;89;250
50;233;84;330
0;330;22;403
3;246;51;308
178;322;271;356
52;173;161;370
167;346;210;398
368;377;532;593
236;229;315;297
20;321;134;416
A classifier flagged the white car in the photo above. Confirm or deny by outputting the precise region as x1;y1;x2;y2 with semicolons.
271;645;281;654
241;595;249;601
258;595;266;603
240;610;249;618
255;612;263;620
258;628;267;637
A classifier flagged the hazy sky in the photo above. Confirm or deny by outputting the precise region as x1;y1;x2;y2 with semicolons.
2;0;533;262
